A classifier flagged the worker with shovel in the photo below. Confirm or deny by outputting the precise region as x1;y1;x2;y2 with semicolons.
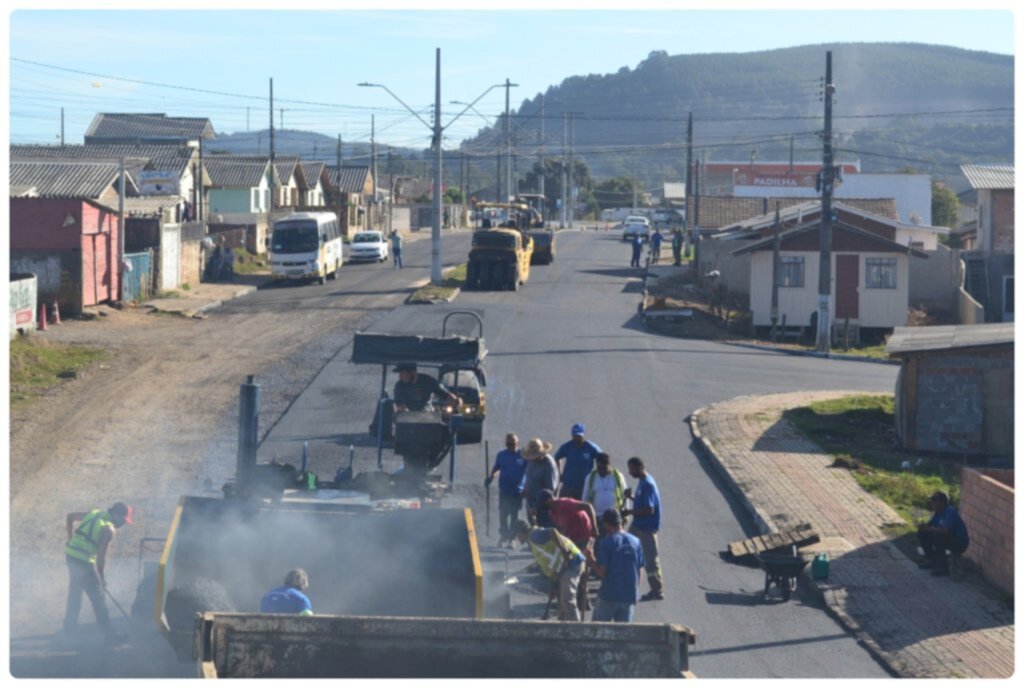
513;520;585;622
62;502;132;644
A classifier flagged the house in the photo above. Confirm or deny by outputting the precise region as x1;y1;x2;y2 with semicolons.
959;164;1013;323
727;204;928;339
272;156;305;209
299;161;329;207
9;160;132;314
886;323;1013;456
205;156;278;215
328;165;375;233
83;113;215;147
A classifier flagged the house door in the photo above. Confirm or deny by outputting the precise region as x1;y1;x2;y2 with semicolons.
835;254;859;319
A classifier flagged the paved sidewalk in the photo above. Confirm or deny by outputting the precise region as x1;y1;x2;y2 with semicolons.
691;391;1014;679
145;279;264;318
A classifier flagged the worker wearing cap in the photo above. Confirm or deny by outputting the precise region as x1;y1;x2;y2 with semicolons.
554;423;602;500
392;363;461;413
917;491;970;577
260;569;314;615
63;502;132;641
513;520;585;622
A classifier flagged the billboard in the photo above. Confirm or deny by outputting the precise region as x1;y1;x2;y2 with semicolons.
138;171;180;196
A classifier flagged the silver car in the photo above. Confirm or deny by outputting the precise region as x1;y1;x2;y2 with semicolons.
622;215;651;242
349;231;389;263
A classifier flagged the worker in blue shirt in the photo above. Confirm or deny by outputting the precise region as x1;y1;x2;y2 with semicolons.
486;433;527;546
585;508;645;622
554;423;602;501
917;491;970;577
260;569;314;615
629;234;644;268
622;457;663;601
650;228;664;264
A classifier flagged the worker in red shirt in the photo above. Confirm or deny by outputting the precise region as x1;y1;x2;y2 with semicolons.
537;489;598;614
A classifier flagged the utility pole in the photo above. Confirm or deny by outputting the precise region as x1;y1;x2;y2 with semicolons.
60;108;65;147
280;108;284;130
539;94;545;218
269;78;276;213
789;136;794;173
336;134;343;231
816;51;836;353
371;115;378;230
431;47;442;284
693;154;702;270
247;106;250;132
512;124;519;197
118;158;126;301
503;78;518;202
770;202;781;340
568;112;575;227
197;139;204;221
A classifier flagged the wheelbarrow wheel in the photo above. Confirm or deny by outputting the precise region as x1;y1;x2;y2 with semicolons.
782;577;793;602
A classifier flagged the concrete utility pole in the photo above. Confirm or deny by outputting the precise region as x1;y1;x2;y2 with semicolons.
770;202;781;340
60;108;64;147
568;112;575;227
503;78;518;202
685;112;693;198
118;158;126;301
816;51;836;353
336;134;343;231
371;115;378;230
198;139;204;221
560;113;567;229
432;48;443;282
269;78;276;213
538;94;545;217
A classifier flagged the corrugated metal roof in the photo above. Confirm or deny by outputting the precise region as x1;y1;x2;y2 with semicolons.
84;113;215;141
204;156;272;188
9;160;136;199
10;143;197;175
327;165;371;193
300;161;326;187
701;197;898;232
960;163;1014;190
124;196;178;218
886;323;1014;355
273;156;302;185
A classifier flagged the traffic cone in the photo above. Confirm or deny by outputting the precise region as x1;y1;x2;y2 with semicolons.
38;303;47;331
51;300;61;324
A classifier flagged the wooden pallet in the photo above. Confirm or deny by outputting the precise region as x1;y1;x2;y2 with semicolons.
727;524;819;559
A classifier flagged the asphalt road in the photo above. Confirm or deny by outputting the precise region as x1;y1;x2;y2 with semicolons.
255;228;897;678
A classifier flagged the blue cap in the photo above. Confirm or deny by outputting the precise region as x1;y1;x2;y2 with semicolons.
571;423;585;436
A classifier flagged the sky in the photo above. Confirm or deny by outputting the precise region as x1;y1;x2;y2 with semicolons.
3;2;1020;151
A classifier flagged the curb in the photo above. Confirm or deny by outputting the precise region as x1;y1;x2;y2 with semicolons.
689;401;903;678
722;341;898;365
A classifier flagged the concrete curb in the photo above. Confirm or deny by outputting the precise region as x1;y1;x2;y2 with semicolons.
688;400;903;678
722;341;899;365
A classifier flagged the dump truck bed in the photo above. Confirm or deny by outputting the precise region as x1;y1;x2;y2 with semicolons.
197;612;696;678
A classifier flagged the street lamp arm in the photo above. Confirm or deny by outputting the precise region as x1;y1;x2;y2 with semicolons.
359;82;433;131
450;100;493;126
443;83;506;130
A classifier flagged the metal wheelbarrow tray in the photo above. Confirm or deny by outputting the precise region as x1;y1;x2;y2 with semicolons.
756;553;810;602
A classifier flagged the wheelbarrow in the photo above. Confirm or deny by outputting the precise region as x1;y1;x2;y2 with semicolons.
757;552;810;602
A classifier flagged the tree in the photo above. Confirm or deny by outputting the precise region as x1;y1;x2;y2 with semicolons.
593;176;641;210
931;181;959;231
443;186;464;204
521;158;595;220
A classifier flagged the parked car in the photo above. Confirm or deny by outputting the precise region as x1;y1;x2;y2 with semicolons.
348;231;389;263
622;215;651;242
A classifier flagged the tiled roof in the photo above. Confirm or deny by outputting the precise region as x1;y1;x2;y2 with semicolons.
10;143;197;175
691;196;898;231
960;163;1014;190
9;160;137;199
273;156;302;185
300;161;326;187
328;165;371;193
887;323;1013;355
204;156;272;188
124;196;179;218
715;199;902;236
84;113;215;142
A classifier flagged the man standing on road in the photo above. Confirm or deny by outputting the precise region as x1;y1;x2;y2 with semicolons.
554;423;601;500
63;502;132;643
585;508;645;622
514;520;585;622
671;227;684;266
486;433;527;546
390;229;403;268
650;227;664;264
521;438;558;526
623;457;664;601
582;452;629;537
392;363;460;413
630;233;644;268
538;489;599;613
260;569;314;615
917;491;970;577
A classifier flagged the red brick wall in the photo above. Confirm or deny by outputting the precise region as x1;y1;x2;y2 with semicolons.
991;190;1014;254
959;467;1014;595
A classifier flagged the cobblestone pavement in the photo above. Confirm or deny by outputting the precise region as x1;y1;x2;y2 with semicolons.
691;391;1014;679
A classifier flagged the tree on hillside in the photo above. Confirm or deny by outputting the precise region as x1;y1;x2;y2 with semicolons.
593;177;642;210
931;181;960;231
521;158;595;219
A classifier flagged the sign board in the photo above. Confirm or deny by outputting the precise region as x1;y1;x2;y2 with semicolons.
732;171;817;188
138;171;180;196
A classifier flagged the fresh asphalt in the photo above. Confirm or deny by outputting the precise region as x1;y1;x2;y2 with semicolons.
225;228;895;678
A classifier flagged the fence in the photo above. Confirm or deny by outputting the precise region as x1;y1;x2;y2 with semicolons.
122;251;154;303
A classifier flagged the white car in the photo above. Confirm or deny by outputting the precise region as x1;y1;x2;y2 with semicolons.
622;215;651;242
348;231;389;263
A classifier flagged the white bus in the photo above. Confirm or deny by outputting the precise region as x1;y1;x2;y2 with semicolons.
269;212;343;284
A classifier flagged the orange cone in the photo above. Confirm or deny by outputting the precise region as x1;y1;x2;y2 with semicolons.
51;300;61;324
38;303;47;331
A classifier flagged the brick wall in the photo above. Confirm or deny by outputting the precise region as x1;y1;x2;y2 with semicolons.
991;190;1014;255
180;239;202;288
913;348;1013;454
959;467;1014;596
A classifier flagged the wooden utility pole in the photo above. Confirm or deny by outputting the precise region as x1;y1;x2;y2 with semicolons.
816;51;836;353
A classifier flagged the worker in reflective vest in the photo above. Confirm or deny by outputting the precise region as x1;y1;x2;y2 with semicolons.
513;519;585;621
63;502;132;641
581;452;629;537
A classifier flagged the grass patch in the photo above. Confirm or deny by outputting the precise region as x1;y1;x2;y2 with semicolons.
232;248;270;275
784;394;960;525
407;263;467;303
9;336;106;408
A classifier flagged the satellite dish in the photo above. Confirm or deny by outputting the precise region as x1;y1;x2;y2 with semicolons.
908;211;922;225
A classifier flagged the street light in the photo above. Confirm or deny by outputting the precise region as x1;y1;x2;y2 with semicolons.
360;55;505;284
450;100;493;126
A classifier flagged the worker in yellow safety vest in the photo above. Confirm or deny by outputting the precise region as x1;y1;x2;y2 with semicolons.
63;502;132;642
513;519;585;621
581;452;629;537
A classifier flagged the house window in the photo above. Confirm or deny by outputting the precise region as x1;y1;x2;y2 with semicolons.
865;257;897;289
778;256;805;288
910;241;924;251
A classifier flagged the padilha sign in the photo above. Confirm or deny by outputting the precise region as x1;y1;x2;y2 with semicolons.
733;171;817;188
